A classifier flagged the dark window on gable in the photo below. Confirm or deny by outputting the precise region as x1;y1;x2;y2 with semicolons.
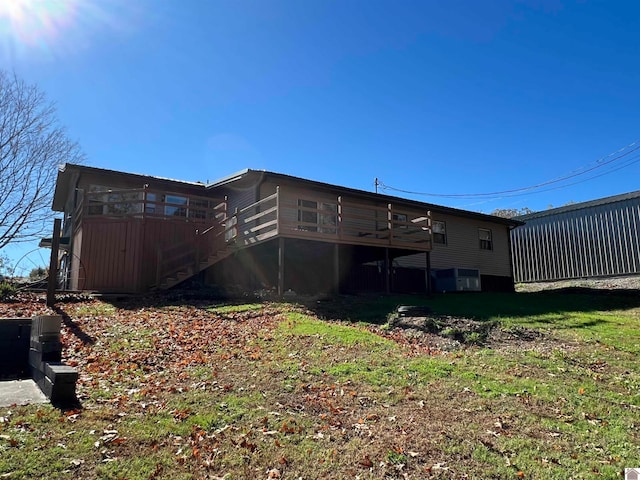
479;228;493;250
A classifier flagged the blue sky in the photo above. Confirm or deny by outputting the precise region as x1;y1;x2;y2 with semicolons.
2;0;640;270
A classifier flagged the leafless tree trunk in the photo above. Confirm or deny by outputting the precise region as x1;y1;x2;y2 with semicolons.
0;70;84;250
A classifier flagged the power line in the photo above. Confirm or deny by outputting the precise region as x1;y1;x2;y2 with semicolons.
378;139;640;199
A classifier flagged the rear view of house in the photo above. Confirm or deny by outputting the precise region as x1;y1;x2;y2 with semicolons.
52;164;519;294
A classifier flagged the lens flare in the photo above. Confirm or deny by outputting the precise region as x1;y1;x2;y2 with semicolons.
0;0;138;61
0;0;75;47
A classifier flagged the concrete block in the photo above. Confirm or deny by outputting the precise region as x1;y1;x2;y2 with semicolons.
30;316;62;341
30;339;62;354
28;347;62;365
40;376;54;398
28;349;44;371
35;333;60;344
49;380;76;404
44;362;78;384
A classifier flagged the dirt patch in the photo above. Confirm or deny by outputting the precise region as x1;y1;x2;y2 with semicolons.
386;314;573;353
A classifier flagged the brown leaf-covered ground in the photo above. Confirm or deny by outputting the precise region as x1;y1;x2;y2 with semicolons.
0;292;638;479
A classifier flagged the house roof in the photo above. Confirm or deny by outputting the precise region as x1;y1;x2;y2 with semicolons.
208;169;522;227
516;189;640;221
53;163;521;227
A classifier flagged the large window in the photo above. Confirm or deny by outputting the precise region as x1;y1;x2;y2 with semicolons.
433;221;447;244
87;185;142;216
479;228;493;250
297;199;337;233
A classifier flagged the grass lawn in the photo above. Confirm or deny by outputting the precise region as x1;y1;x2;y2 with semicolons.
0;289;639;479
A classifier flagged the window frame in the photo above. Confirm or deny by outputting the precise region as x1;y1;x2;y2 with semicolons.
479;228;493;250
297;199;337;234
392;213;408;230
432;220;447;245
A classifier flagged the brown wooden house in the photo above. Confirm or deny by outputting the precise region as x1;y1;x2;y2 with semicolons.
52;164;519;294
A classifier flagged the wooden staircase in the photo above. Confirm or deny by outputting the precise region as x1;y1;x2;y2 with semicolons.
154;190;280;290
155;198;233;290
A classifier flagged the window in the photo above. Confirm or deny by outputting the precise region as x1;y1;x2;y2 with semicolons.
393;213;408;229
297;199;318;231
433;221;447;244
297;199;337;233
164;195;188;217
144;192;157;215
189;198;210;219
479;228;493;250
87;185;142;215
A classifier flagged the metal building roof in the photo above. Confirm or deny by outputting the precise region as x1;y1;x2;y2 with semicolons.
517;189;640;221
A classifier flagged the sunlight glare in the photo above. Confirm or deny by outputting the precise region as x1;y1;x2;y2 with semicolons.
0;0;75;47
0;0;138;61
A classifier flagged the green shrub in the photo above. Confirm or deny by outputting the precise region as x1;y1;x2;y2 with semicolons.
0;281;16;301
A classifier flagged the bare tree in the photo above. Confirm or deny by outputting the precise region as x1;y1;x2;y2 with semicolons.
0;71;83;250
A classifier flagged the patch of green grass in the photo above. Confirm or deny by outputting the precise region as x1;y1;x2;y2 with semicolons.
280;312;396;348
74;302;117;316
386;450;407;465
206;303;264;314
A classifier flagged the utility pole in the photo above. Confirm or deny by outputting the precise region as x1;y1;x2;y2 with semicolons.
374;178;379;194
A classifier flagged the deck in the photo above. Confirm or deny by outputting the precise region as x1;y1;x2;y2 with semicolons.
70;186;433;291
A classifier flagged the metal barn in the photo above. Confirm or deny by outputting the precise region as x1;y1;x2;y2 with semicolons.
511;191;640;283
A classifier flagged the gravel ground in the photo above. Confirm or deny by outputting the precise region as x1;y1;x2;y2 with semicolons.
515;274;640;292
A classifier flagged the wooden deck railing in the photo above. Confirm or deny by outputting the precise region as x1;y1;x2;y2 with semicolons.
75;188;226;223
277;193;432;250
218;188;432;251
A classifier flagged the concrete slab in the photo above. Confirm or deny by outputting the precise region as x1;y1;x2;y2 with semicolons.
0;380;49;407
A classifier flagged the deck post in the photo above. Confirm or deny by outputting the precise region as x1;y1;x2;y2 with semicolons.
278;237;285;296
333;244;340;295
337;196;342;239
388;203;393;245
46;218;62;307
425;251;432;293
426;210;433;293
275;186;280;235
194;229;200;274
384;247;390;294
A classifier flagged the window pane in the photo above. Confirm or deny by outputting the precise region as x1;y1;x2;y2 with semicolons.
298;199;318;231
433;221;446;244
479;228;492;250
165;195;188;217
319;203;337;233
189;198;209;219
145;193;157;214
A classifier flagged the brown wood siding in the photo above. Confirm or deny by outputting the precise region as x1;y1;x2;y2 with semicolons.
395;213;513;277
80;220;136;291
78;217;208;292
218;184;258;216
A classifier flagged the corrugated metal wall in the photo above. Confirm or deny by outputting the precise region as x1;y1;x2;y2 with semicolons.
511;198;640;282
